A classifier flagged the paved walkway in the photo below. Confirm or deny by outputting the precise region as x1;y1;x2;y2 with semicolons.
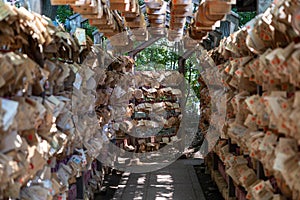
112;159;206;200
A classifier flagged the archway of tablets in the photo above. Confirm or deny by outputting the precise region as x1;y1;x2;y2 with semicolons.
95;56;186;154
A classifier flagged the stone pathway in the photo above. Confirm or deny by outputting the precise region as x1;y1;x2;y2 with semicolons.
112;159;206;200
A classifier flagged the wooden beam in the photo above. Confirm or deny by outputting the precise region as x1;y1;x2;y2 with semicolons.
128;36;162;58
178;48;196;75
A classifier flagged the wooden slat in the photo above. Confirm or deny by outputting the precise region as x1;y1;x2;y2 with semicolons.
50;0;76;5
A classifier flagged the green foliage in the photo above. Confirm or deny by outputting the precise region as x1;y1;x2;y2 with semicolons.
56;6;96;39
81;20;97;39
135;39;179;71
185;56;201;99
238;11;256;26
232;8;256;27
56;5;73;24
138;0;144;6
14;2;21;8
135;39;200;98
135;39;201;99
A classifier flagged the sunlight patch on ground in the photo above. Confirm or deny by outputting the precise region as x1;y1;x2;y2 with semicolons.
156;175;173;184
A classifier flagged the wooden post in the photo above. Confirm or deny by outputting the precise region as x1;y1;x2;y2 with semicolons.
257;85;263;96
256;160;267;180
178;49;195;75
228;138;236;153
76;175;84;200
178;57;186;75
127;36;162;58
228;176;235;197
213;153;218;171
256;83;266;181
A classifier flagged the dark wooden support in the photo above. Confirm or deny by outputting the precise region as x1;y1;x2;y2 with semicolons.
256;160;267;180
213;153;219;171
76;175;84;199
128;36;162;58
228;177;236;197
178;57;186;74
178;48;196;75
228;138;236;153
256;82;266;181
257;85;263;96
